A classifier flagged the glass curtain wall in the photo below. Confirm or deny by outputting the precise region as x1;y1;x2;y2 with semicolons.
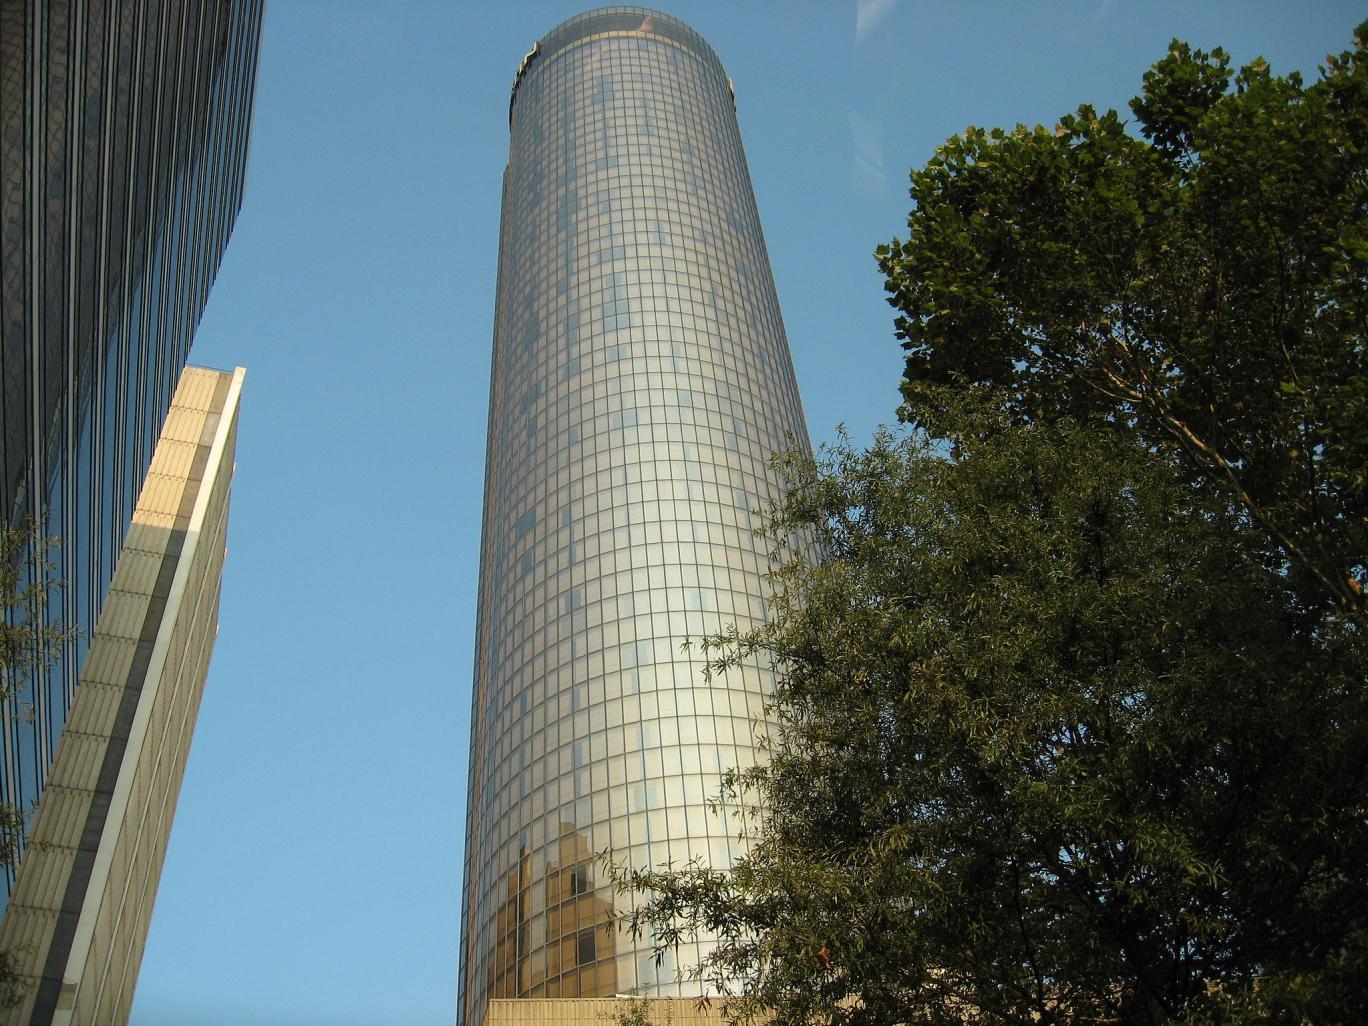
459;8;810;1024
0;0;264;898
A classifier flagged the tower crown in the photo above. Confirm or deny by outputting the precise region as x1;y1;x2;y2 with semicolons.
510;6;726;126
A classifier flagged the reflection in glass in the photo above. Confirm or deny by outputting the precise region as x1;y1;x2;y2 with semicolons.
459;9;810;1025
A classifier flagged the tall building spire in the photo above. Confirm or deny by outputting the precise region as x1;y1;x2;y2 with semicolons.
460;8;809;1024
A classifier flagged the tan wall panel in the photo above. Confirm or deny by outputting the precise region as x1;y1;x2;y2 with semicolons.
86;590;153;643
0;366;243;1026
78;639;137;689
23;786;92;850
106;549;164;596
44;735;108;794
59;684;123;741
110;523;171;562
488;998;728;1026
145;437;198;478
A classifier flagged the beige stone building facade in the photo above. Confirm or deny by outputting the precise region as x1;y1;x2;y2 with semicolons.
0;366;243;1026
488;997;729;1026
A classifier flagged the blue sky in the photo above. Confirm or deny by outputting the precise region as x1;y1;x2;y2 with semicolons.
126;3;1364;1024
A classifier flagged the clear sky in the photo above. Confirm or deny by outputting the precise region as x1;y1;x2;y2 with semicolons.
125;2;1363;1024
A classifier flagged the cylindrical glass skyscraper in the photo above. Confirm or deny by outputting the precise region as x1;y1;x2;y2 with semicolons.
459;8;809;1022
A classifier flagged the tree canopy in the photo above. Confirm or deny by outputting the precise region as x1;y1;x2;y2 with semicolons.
877;25;1367;618
616;26;1368;1026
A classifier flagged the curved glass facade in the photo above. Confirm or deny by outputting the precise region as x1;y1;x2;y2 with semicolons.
459;8;809;1024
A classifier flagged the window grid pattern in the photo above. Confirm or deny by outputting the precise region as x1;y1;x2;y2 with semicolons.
459;9;809;1026
0;0;263;901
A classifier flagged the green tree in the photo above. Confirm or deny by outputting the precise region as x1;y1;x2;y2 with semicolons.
618;397;1368;1026
0;521;73;1008
616;26;1368;1026
877;26;1367;618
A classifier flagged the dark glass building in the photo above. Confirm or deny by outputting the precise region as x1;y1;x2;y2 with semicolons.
460;8;809;1023
0;0;264;895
